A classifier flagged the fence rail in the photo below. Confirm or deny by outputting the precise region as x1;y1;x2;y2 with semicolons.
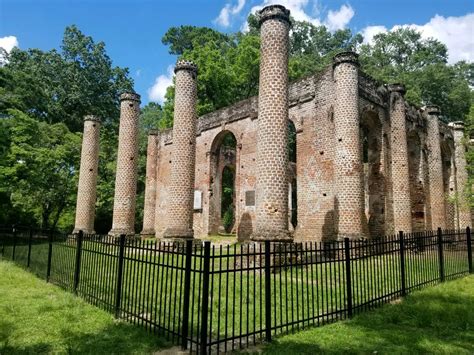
0;226;472;354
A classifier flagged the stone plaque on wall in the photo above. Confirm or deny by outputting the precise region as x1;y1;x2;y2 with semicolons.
245;190;255;207
194;190;202;210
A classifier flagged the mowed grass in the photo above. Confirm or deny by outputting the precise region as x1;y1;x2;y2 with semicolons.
0;261;170;354
262;274;474;354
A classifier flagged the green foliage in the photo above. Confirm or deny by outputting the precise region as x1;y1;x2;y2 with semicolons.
359;27;472;121
0;25;134;231
1;25;133;132
0;110;81;229
222;207;234;233
160;19;361;125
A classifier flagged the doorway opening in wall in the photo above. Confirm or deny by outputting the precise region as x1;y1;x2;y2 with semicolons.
289;120;297;229
209;131;237;236
361;111;384;238
408;131;427;231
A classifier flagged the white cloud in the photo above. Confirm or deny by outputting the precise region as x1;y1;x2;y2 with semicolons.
215;0;246;27
326;4;354;31
241;1;354;31
0;36;19;53
361;13;474;64
148;65;174;104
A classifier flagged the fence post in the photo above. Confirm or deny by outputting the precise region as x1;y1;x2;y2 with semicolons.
12;225;17;261
437;228;445;282
264;241;272;343
399;231;406;297
467;227;472;274
73;230;84;293
344;238;353;317
114;234;126;318
46;229;53;282
181;239;193;350
27;228;33;268
200;241;211;355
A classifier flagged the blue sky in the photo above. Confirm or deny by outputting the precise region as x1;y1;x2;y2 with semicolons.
1;0;473;106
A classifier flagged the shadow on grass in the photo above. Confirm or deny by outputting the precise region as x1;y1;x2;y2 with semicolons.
1;321;171;354
263;278;474;354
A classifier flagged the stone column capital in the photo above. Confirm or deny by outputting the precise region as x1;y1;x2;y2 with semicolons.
333;51;359;68
388;83;406;96
148;129;159;136
448;121;465;132
83;115;101;123
425;104;441;116
258;5;291;27
120;91;141;103
174;60;198;75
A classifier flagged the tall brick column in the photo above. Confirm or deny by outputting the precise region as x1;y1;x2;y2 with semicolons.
109;92;141;236
251;5;292;241
141;130;159;236
163;60;198;239
73;115;101;234
333;52;365;239
389;84;412;233
425;105;446;230
449;121;472;228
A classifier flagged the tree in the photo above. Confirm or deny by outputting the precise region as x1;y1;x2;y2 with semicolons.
359;27;472;121
0;110;81;230
0;25;133;132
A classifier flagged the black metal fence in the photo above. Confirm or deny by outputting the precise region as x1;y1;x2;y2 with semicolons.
0;226;472;354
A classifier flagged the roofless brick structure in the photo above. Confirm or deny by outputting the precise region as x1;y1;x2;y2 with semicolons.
75;4;472;240
73;115;101;234
109;92;141;236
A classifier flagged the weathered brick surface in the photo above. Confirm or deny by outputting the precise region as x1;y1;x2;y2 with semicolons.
251;5;292;241
333;52;365;239
449;122;472;228
109;92;141;236
147;31;469;241
388;84;412;232
162;60;198;239
425;105;446;230
73;116;101;234
141;130;159;236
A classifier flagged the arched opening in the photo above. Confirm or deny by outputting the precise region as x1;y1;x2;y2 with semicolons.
407;131;426;231
288;120;297;229
209;131;237;235
441;140;456;229
361;111;384;238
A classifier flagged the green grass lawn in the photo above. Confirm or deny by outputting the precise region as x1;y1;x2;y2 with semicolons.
0;260;170;354
262;274;474;354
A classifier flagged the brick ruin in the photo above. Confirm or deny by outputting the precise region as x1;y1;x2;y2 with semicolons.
74;4;472;241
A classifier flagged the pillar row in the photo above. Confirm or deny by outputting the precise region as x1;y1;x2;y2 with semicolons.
251;5;292;241
109;92;141;236
333;51;365;239
162;60;198;239
141;130;159;236
388;84;412;233
73;115;101;234
425;105;446;230
449;121;472;228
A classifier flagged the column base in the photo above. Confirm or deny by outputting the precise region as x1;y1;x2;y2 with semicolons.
108;228;136;237
140;229;156;238
163;227;194;239
336;232;365;240
72;228;95;235
250;229;293;242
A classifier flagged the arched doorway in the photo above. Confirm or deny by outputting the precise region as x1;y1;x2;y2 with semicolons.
361;111;384;238
209;131;237;235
